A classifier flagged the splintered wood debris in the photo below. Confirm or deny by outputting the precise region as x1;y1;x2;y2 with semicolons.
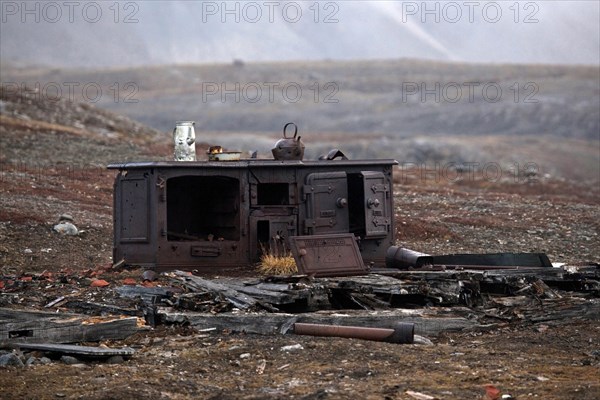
1;263;598;345
151;265;600;336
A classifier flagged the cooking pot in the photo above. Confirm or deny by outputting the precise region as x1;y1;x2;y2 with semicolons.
271;122;305;161
207;145;241;161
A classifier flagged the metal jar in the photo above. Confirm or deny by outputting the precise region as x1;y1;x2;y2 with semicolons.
173;121;196;161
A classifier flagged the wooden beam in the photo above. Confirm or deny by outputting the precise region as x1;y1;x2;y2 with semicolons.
0;308;143;346
157;307;481;337
14;343;135;357
0;308;79;321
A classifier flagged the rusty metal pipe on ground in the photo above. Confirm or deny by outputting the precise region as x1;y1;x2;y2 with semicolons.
293;322;415;344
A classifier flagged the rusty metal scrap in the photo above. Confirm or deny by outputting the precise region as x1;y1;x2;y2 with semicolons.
431;252;553;268
386;247;433;269
293;322;414;344
289;233;368;277
386;246;554;270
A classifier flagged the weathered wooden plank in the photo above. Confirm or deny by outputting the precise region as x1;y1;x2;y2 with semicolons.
253;283;295;292
115;285;177;304
489;296;533;307
324;274;405;289
222;282;308;305
523;298;600;324
157;308;480;337
483;297;600;325
325;274;465;305
15;343;135;357
215;279;299;295
0;308;79;321
372;269;486;280
0;309;143;346
174;272;259;309
64;301;140;316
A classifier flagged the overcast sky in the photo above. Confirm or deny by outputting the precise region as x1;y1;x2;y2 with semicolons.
1;1;599;67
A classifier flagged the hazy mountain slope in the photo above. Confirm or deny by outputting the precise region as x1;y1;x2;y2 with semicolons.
0;86;164;165
6;59;595;138
1;1;598;67
2;59;598;181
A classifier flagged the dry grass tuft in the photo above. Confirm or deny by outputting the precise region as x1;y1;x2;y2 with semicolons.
258;252;298;275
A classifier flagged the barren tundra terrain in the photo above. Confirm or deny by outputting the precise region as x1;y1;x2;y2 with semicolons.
0;71;599;399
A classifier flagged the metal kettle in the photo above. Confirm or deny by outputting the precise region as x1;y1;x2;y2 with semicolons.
271;122;305;161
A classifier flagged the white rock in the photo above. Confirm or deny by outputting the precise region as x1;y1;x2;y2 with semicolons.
280;344;304;352
53;222;79;236
58;214;74;222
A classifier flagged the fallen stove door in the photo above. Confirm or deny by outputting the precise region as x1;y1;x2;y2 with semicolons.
361;171;391;238
304;172;349;234
289;234;368;277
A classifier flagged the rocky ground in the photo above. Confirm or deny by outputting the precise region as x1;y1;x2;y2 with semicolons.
1;321;599;400
0;87;599;399
394;176;599;264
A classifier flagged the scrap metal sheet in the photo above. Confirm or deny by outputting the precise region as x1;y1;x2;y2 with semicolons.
289;234;367;277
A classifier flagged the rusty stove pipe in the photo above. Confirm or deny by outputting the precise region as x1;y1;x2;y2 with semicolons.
293;322;415;344
386;246;433;269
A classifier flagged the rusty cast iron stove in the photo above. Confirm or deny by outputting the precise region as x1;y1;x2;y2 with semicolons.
109;159;397;270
